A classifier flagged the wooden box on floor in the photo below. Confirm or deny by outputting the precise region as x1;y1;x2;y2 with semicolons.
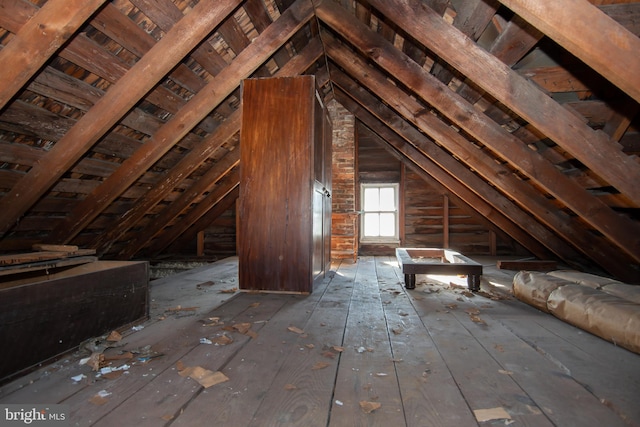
239;76;332;293
0;260;149;382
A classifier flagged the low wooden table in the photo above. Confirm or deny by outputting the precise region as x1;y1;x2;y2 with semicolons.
395;248;483;291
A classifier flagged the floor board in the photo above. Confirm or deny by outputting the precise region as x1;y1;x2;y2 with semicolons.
1;256;638;427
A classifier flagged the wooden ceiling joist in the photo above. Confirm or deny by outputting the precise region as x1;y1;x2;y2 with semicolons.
113;37;324;258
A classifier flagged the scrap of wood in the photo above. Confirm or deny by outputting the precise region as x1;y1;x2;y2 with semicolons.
89;395;109;406
0;255;98;278
0;249;96;266
178;365;229;388
106;330;122;342
212;334;233;346
469;314;485;324
473;407;512;422
287;326;305;334
89;390;111;406
32;244;79;252
359;401;382;413
219;287;237;294
104;351;133;362
312;361;330;370
497;260;557;271
88;352;105;371
196;281;215;289
200;317;222;326
232;322;251;334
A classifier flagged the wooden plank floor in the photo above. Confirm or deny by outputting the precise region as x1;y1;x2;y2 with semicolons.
1;256;639;426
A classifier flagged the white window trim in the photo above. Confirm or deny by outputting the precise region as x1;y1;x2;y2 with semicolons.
360;183;400;244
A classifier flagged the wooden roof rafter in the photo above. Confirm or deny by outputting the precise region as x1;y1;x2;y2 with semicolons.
0;0;637;281
329;64;635;280
0;0;244;237
362;0;640;205
315;0;640;268
0;0;108;111
45;0;315;246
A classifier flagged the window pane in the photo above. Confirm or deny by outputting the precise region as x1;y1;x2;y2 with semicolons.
363;188;379;211
363;213;380;236
379;187;395;210
379;213;396;236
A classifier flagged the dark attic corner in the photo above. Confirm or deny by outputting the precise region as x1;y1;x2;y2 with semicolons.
0;0;639;425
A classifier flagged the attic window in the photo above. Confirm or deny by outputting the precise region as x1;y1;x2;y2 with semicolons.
360;183;399;243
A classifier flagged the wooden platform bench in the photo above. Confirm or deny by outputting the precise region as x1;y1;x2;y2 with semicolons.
395;248;483;291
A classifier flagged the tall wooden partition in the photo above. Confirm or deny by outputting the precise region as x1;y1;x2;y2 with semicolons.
239;76;332;293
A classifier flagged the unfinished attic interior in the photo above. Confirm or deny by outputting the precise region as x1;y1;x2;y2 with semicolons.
1;0;640;425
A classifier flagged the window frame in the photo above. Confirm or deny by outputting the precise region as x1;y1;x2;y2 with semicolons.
359;183;400;244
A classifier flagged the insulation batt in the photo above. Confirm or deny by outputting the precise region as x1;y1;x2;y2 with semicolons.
546;284;640;355
512;271;568;313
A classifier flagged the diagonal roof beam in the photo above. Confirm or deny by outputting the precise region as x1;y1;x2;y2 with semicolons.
315;0;640;263
145;171;240;258
92;37;324;257
334;88;556;262
47;0;315;245
330;65;596;265
328;58;637;280
498;0;640;103
0;0;242;237
165;186;240;256
0;0;107;111
90;111;241;256
361;0;640;206
119;154;240;259
114;31;323;260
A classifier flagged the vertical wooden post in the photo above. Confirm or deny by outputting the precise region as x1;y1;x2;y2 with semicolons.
197;230;205;256
443;194;450;248
399;164;406;245
489;230;497;256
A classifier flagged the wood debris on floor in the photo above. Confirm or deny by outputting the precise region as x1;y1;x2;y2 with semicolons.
0;256;638;426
